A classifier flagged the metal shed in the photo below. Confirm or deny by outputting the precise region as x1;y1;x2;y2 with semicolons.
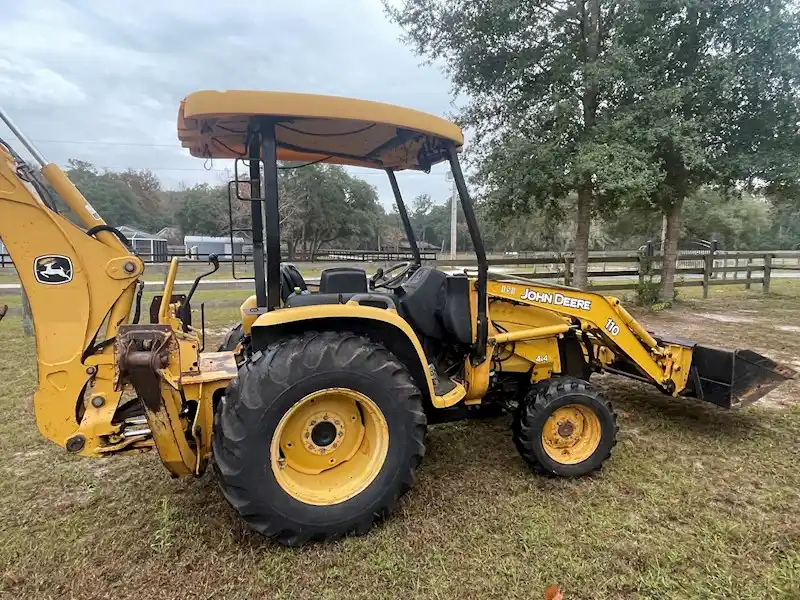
117;226;169;262
184;235;246;260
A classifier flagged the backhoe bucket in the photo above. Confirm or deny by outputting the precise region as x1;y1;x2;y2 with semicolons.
685;346;795;409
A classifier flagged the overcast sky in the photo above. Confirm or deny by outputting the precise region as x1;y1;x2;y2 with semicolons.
0;0;459;211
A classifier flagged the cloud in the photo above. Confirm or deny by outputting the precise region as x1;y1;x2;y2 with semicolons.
0;0;458;209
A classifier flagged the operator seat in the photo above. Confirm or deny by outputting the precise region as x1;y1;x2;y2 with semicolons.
395;267;446;339
394;268;472;345
280;263;307;303
319;266;368;294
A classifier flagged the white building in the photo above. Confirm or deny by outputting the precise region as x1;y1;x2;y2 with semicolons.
117;226;169;262
184;235;246;260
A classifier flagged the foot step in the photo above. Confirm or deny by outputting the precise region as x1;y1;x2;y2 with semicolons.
434;377;466;408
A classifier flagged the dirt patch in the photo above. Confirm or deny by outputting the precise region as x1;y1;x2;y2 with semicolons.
776;325;800;333
692;312;756;324
758;382;799;410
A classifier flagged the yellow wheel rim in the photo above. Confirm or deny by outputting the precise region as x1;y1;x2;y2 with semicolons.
541;404;602;464
270;388;389;506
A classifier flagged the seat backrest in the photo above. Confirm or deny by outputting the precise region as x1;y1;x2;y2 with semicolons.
396;267;447;340
438;274;472;345
319;267;367;294
280;264;307;302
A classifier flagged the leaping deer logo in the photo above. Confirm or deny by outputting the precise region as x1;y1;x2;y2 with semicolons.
34;255;73;285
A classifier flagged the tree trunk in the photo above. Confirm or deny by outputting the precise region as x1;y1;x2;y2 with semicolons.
286;239;295;261
572;0;600;290
573;184;592;288
660;196;684;302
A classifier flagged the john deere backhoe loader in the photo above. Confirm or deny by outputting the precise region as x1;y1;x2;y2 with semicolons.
0;91;793;546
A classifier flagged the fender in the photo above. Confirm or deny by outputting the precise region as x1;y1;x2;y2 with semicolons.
250;302;445;407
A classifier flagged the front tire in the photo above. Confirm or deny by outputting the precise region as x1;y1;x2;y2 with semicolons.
513;377;618;477
212;330;427;546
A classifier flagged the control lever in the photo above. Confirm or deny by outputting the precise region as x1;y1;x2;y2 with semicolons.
369;267;384;290
181;254;220;325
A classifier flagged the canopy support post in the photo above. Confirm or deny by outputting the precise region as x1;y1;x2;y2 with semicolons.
248;131;267;308
446;144;487;362
261;118;282;311
386;169;421;264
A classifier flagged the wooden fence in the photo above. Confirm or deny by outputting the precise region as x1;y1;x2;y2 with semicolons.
430;250;800;297
2;249;799;298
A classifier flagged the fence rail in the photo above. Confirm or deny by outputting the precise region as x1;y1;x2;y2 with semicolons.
2;249;799;297
433;250;799;297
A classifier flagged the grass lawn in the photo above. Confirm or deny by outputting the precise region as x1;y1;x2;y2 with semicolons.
0;283;798;599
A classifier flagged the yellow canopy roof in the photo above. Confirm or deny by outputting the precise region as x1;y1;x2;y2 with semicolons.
177;90;464;171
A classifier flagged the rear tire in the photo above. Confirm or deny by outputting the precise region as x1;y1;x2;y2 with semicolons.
513;377;617;477
212;330;427;546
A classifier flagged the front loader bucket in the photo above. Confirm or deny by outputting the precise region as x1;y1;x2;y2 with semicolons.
684;346;796;409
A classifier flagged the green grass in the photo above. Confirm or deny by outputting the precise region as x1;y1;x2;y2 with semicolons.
0;287;799;599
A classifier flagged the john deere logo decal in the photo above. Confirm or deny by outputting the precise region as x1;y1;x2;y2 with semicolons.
34;255;73;285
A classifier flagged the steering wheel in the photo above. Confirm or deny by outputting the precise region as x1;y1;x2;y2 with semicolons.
370;261;414;290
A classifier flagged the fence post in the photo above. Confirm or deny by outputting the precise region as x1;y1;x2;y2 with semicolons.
710;239;719;279
733;255;738;280
563;256;572;286
745;258;752;290
639;240;654;286
763;254;772;293
702;253;712;299
638;254;645;286
20;288;33;337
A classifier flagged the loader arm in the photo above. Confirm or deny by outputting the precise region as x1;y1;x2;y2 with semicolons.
485;275;793;407
487;278;683;391
0;133;144;454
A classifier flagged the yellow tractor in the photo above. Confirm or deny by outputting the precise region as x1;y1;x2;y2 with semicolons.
0;91;793;546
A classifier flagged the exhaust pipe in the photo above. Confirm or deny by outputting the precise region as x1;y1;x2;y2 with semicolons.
683;346;796;408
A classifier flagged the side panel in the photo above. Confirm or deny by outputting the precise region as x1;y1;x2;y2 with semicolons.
251;304;437;405
488;299;565;381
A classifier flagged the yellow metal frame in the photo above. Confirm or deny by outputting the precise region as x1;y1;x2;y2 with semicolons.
0;147;144;455
484;278;693;394
0;147;237;476
252;300;452;407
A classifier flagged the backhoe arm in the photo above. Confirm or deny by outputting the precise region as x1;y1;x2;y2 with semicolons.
0;110;143;454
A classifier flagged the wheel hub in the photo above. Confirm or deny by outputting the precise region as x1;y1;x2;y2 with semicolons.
269;388;390;505
557;420;575;438
310;420;338;447
542;404;602;464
